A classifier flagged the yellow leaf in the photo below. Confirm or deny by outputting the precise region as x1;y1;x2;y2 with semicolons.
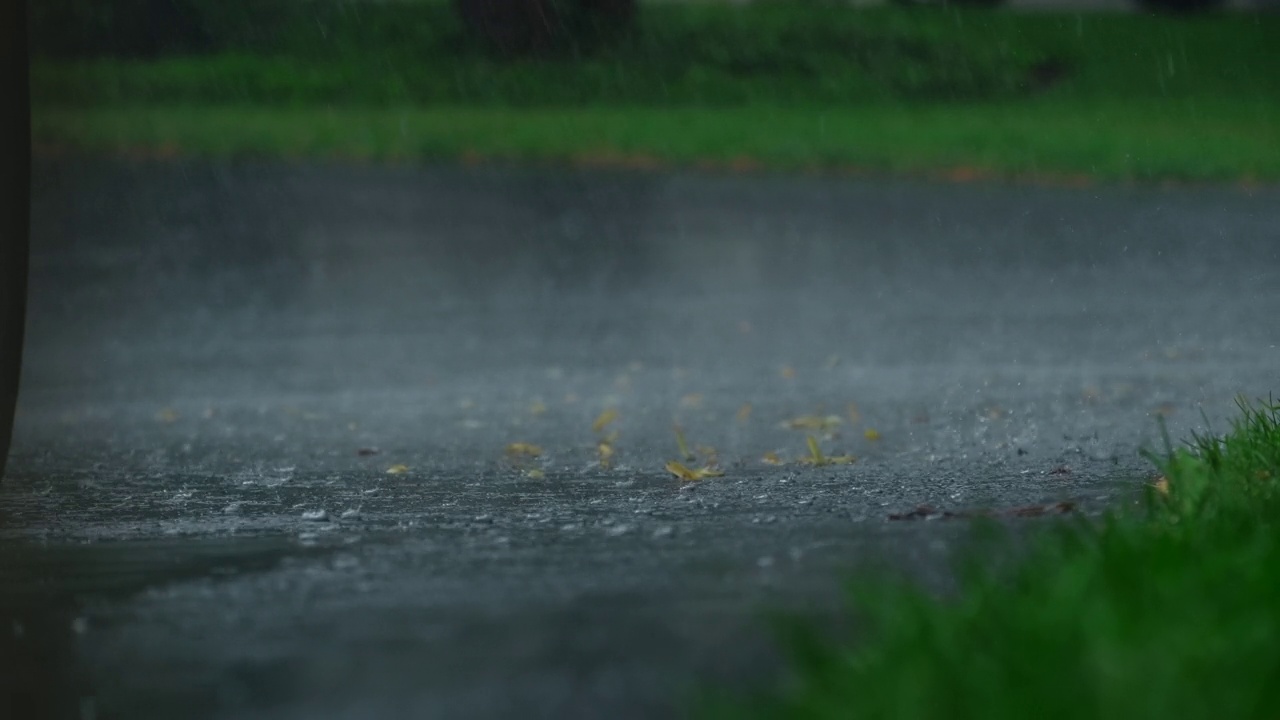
762;451;784;465
737;403;753;422
386;464;410;475
800;436;856;467
674;424;695;461
665;461;724;482
864;428;881;441
597;441;615;467
505;443;543;458
804;435;824;464
1152;476;1170;495
525;469;546;479
592;408;619;433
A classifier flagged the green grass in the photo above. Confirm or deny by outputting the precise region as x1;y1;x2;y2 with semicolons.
698;396;1280;720
32;5;1280;105
29;4;1280;180
32;101;1279;182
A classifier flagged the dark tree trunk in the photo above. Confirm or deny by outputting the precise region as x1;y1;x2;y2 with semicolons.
455;0;637;57
454;0;560;57
0;0;28;483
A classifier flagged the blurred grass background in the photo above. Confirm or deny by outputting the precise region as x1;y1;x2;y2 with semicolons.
29;1;1280;180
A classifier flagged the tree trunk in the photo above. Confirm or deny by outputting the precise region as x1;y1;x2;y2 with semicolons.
455;0;637;57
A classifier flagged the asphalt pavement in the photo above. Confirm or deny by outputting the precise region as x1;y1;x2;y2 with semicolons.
2;159;1278;719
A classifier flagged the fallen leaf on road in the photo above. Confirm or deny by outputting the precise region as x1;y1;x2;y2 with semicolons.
762;451;784;465
505;443;543;458
386;464;410;475
593;408;619;433
864;428;882;441
799;436;856;467
598;440;615;467
665;461;724;482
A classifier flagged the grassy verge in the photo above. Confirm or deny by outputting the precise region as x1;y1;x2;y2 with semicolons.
31;5;1280;182
700;397;1280;719
32;101;1279;182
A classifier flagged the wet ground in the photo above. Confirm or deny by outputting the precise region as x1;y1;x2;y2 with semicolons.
2;159;1278;718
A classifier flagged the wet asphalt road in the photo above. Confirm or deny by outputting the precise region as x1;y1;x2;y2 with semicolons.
2;159;1278;719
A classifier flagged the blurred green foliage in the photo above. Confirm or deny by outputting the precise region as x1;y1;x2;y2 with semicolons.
698;398;1280;720
30;3;1279;179
31;3;1278;107
31;2;1060;105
